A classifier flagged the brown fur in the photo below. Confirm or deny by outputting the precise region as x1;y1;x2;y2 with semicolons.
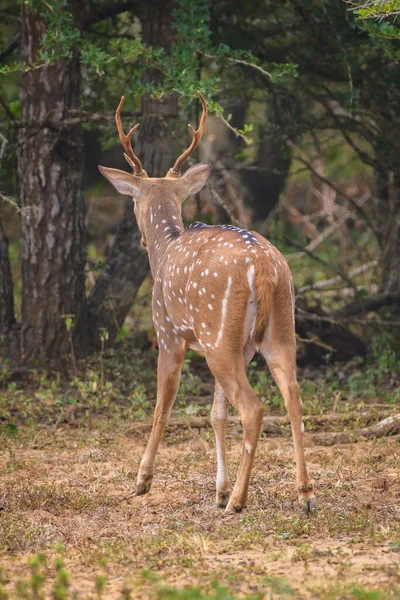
253;263;274;346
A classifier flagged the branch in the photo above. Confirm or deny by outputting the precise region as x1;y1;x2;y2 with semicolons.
201;51;272;79
0;11;21;23
297;260;378;294
0;35;19;64
277;235;358;292
287;140;379;239
6;111;141;130
295;306;340;326
125;410;395;439
313;413;400;446
216;112;251;145
286;192;370;262
84;1;138;29
335;291;400;318
209;183;242;227
296;334;335;353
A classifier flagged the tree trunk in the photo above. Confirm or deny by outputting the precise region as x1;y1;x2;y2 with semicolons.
83;0;178;351
372;137;400;296
241;97;293;223
380;176;400;294
0;219;15;335
18;3;86;362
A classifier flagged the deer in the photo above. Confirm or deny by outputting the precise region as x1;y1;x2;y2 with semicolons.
99;92;316;514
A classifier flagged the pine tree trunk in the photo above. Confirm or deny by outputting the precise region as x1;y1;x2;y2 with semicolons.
84;0;178;350
18;3;86;362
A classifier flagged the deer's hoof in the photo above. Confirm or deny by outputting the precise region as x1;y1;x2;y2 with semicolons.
225;498;247;513
216;490;230;509
136;474;153;496
300;495;317;515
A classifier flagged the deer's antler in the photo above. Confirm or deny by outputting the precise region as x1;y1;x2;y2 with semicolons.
115;96;148;178
168;91;208;178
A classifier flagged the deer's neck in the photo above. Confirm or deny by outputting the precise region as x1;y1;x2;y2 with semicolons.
145;200;184;276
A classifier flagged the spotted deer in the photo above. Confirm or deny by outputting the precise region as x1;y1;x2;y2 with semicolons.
99;93;316;514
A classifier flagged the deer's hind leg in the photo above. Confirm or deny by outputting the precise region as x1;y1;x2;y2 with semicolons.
260;305;316;514
208;348;263;513
211;381;230;508
211;342;256;509
136;341;186;495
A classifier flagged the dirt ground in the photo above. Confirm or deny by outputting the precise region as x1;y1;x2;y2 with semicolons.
1;420;399;599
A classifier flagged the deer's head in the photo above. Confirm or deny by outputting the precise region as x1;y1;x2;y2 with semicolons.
99;92;211;248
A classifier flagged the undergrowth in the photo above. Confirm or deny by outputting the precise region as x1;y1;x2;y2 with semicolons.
1;333;399;441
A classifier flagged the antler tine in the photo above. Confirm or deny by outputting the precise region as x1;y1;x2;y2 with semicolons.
115;96;147;177
169;91;208;177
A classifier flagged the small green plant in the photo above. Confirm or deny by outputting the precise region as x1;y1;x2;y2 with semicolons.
346;337;400;402
27;553;47;599
129;384;150;419
177;358;203;401
61;314;78;376
95;574;107;598
99;327;109;388
0;569;8;600
53;557;69;600
154;582;262;599
248;362;284;410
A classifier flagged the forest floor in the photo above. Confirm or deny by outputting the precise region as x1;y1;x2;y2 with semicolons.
0;345;400;599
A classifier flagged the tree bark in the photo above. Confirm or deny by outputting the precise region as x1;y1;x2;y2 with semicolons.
18;3;86;362
84;0;178;351
380;176;400;294
241;96;293;222
0;219;15;335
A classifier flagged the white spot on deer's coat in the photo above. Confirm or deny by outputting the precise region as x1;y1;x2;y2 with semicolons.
245;442;253;454
300;422;305;433
247;264;255;290
215;276;232;348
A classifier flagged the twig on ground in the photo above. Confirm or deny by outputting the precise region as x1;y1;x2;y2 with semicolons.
125;410;395;439
313;413;400;446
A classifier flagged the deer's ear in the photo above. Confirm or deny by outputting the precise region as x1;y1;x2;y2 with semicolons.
98;166;143;198
181;162;211;197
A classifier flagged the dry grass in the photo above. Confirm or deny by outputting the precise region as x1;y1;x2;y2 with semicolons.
1;419;399;599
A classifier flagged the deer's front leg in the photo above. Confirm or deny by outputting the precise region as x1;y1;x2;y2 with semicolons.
136;343;185;495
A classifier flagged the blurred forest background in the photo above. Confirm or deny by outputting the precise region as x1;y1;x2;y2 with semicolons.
0;0;399;391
